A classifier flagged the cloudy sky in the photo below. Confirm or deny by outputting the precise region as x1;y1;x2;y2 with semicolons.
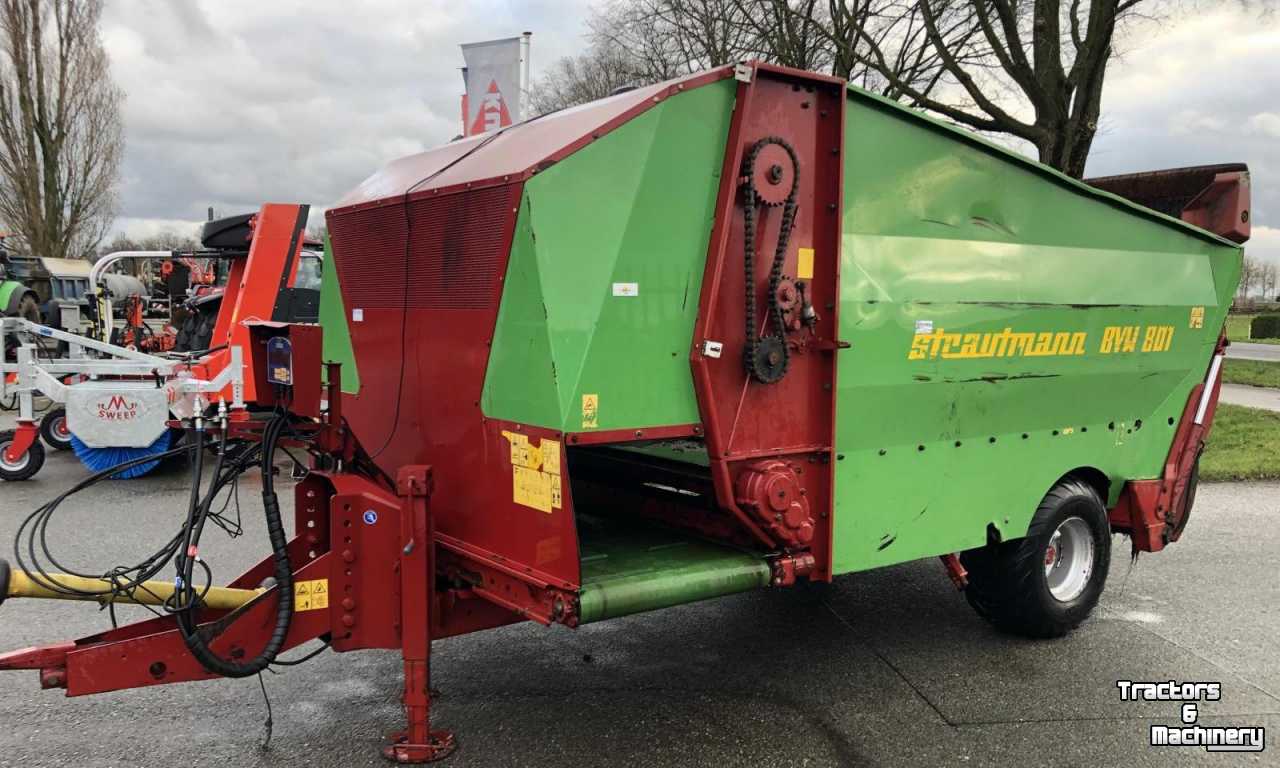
100;1;1278;265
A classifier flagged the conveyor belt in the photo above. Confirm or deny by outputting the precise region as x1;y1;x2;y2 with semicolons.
576;514;770;624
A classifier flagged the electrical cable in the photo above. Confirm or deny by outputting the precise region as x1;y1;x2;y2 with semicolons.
269;638;330;667
257;672;274;750
366;123;523;460
13;443;195;601
11;416;267;614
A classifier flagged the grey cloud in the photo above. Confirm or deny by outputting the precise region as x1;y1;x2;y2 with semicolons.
102;0;590;230
1086;7;1280;264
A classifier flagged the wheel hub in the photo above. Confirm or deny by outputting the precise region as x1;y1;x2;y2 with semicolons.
1;441;29;472
1044;516;1094;602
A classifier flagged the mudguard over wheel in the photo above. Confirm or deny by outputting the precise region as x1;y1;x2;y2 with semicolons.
0;429;44;481
40;408;74;451
961;476;1111;638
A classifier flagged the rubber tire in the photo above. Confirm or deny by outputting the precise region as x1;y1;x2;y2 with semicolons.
17;294;40;321
174;312;197;352
175;307;216;353
960;476;1111;639
0;429;45;481
191;311;215;353
3;294;41;359
40;407;73;451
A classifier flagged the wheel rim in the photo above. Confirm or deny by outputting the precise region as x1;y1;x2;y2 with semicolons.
53;417;69;439
1044;516;1094;602
0;440;30;472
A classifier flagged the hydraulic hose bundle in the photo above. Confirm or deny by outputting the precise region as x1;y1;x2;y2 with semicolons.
10;410;301;678
174;412;295;677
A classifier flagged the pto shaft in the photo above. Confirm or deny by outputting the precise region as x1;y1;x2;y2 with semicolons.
0;558;262;612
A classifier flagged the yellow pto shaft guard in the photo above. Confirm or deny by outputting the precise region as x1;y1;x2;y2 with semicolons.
0;558;262;612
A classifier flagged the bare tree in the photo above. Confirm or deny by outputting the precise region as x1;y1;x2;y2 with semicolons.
0;0;121;261
588;2;684;82
823;1;970;97
98;227;199;259
1262;261;1278;302
553;0;1251;179
306;221;327;245
530;42;649;115
734;0;832;72
591;0;757;76
1237;255;1258;302
820;0;1146;177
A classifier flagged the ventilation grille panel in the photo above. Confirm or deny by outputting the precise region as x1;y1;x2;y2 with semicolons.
330;184;516;310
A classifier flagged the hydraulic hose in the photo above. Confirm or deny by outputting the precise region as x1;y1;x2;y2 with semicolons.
176;414;295;678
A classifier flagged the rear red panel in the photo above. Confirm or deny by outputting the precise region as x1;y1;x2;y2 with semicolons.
327;184;581;589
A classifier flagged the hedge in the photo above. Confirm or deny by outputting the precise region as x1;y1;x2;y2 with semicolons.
1251;315;1280;339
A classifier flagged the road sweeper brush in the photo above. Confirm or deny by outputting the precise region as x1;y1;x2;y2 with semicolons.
0;62;1244;763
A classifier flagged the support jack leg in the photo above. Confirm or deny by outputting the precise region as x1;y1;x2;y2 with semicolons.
383;466;455;764
383;656;455;762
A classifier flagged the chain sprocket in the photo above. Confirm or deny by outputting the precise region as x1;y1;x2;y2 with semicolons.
750;143;796;206
741;137;800;385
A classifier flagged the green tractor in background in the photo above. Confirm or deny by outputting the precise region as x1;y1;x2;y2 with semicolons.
0;234;42;329
0;232;94;336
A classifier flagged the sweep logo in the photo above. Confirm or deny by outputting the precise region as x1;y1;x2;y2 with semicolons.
95;395;139;421
1118;680;1266;752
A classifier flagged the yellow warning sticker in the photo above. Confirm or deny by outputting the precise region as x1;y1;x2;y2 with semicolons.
582;394;599;429
541;439;561;476
1189;306;1205;329
513;466;557;513
501;432;562;514
294;579;328;612
797;247;815;280
505;431;541;469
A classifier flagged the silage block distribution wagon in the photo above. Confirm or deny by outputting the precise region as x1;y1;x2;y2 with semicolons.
0;62;1243;762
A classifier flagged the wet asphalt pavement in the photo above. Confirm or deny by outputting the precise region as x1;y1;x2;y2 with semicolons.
0;410;1277;767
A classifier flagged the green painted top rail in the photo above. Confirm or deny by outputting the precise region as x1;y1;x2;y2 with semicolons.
843;83;1243;251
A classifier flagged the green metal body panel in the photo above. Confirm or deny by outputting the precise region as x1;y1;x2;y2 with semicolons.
318;237;360;394
577;514;771;623
830;89;1242;574
466;69;1240;594
481;80;736;433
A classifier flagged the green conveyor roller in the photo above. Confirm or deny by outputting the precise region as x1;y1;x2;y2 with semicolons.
576;515;771;624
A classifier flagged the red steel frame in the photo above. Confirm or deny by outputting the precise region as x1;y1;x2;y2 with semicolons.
0;363;464;756
1108;333;1228;552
